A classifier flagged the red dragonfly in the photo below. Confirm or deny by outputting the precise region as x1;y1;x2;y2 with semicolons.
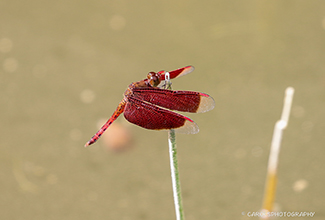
85;66;215;147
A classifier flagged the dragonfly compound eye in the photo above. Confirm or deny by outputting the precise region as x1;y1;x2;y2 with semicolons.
147;72;161;87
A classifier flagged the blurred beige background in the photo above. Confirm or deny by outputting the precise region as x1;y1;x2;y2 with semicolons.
1;0;324;219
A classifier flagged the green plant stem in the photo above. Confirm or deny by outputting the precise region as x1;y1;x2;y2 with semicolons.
168;129;184;220
165;72;184;220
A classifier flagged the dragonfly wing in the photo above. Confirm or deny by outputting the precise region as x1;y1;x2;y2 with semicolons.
132;87;215;113
124;96;199;134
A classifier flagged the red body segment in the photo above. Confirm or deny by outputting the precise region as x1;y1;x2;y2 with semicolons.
85;101;126;147
159;65;194;80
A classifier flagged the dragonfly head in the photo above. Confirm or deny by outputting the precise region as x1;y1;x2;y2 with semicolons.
147;71;162;87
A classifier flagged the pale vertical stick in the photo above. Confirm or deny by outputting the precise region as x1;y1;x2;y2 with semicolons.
261;87;295;218
165;72;185;220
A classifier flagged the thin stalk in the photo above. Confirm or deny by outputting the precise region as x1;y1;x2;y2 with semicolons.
169;129;184;220
165;72;185;220
261;87;294;219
